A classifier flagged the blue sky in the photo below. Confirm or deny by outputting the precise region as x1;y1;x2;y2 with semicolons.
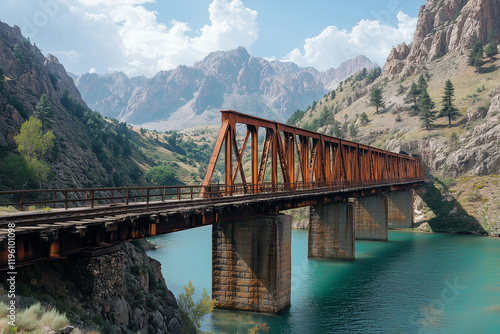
1;0;424;76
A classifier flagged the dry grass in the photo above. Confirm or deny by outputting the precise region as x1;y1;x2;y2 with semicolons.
0;303;72;333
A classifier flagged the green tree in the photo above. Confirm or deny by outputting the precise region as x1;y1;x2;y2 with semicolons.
439;79;459;127
341;121;348;138
359;112;369;125
417;74;428;91
348;123;358;138
369;86;385;114
178;281;214;333
14;117;55;186
484;41;498;59
0;154;34;190
418;87;436;130
13;44;25;63
468;41;484;71
330;120;341;137
34;94;54;129
330;90;336;100
405;82;421;116
145;165;178;185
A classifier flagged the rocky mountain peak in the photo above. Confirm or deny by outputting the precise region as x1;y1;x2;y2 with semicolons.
75;48;377;130
383;0;500;78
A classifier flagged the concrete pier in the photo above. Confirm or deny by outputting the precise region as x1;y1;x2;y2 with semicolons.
355;195;388;241
387;190;414;229
308;202;355;260
212;215;291;313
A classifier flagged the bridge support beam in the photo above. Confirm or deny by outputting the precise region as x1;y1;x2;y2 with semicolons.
355;195;388;241
308;202;355;260
212;214;291;313
387;190;414;229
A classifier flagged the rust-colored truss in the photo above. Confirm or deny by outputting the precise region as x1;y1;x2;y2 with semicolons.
201;110;424;196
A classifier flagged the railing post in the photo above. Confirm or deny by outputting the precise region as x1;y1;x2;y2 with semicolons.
91;190;95;208
162;187;166;202
190;186;193;199
53;192;56;209
177;187;181;200
111;190;114;205
64;191;68;210
126;188;129;205
147;188;150;205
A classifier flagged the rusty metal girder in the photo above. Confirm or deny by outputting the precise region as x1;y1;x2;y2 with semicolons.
200;110;424;197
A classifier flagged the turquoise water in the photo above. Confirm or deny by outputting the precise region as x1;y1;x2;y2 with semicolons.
147;227;500;334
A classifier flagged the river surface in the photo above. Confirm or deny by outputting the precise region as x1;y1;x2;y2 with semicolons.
147;227;500;334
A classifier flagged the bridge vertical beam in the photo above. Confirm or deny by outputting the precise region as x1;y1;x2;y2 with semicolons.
225;123;233;192
355;194;388;241
250;125;259;192
308;201;355;260
387;189;414;229
212;215;291;313
271;127;278;189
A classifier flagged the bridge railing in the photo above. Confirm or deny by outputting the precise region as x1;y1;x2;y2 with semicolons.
0;177;424;212
0;185;202;211
201;177;424;198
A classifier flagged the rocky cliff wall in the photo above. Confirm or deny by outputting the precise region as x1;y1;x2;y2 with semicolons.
1;241;193;333
383;0;500;79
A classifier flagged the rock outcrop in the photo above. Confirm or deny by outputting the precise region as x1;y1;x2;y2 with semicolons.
383;0;500;79
75;48;376;130
4;241;193;334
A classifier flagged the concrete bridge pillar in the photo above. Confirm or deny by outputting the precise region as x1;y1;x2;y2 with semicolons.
355;195;388;241
212;214;291;313
387;190;414;229
308;202;355;260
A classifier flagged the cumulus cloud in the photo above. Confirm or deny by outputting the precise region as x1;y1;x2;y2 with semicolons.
62;0;258;76
284;11;417;71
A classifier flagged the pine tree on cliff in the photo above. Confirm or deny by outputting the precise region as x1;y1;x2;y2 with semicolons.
418;87;436;130
439;80;459;127
417;74;428;91
484;41;498;60
405;82;420;116
34;94;54;129
468;41;484;71
370;86;385;114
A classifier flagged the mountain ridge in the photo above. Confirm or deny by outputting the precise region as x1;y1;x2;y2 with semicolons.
75;48;376;130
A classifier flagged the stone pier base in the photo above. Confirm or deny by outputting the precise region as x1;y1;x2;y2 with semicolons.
355;195;388;241
308;202;355;260
387;190;414;229
212;215;291;313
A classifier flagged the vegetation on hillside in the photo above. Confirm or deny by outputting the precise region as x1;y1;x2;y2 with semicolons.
284;40;500;234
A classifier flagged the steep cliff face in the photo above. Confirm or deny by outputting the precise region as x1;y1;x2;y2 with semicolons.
383;0;500;78
3;241;193;333
0;21;150;190
75;48;376;130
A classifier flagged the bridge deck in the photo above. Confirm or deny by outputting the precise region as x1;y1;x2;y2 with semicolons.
0;179;423;270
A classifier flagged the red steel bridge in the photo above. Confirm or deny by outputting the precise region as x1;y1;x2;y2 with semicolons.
0;110;424;279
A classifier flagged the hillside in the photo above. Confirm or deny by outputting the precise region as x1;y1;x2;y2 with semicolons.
0;22;213;195
288;0;500;235
74;49;376;130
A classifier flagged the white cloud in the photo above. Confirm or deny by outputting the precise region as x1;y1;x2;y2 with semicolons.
62;0;258;76
284;11;417;71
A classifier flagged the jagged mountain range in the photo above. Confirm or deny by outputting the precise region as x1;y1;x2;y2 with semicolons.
74;48;376;130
